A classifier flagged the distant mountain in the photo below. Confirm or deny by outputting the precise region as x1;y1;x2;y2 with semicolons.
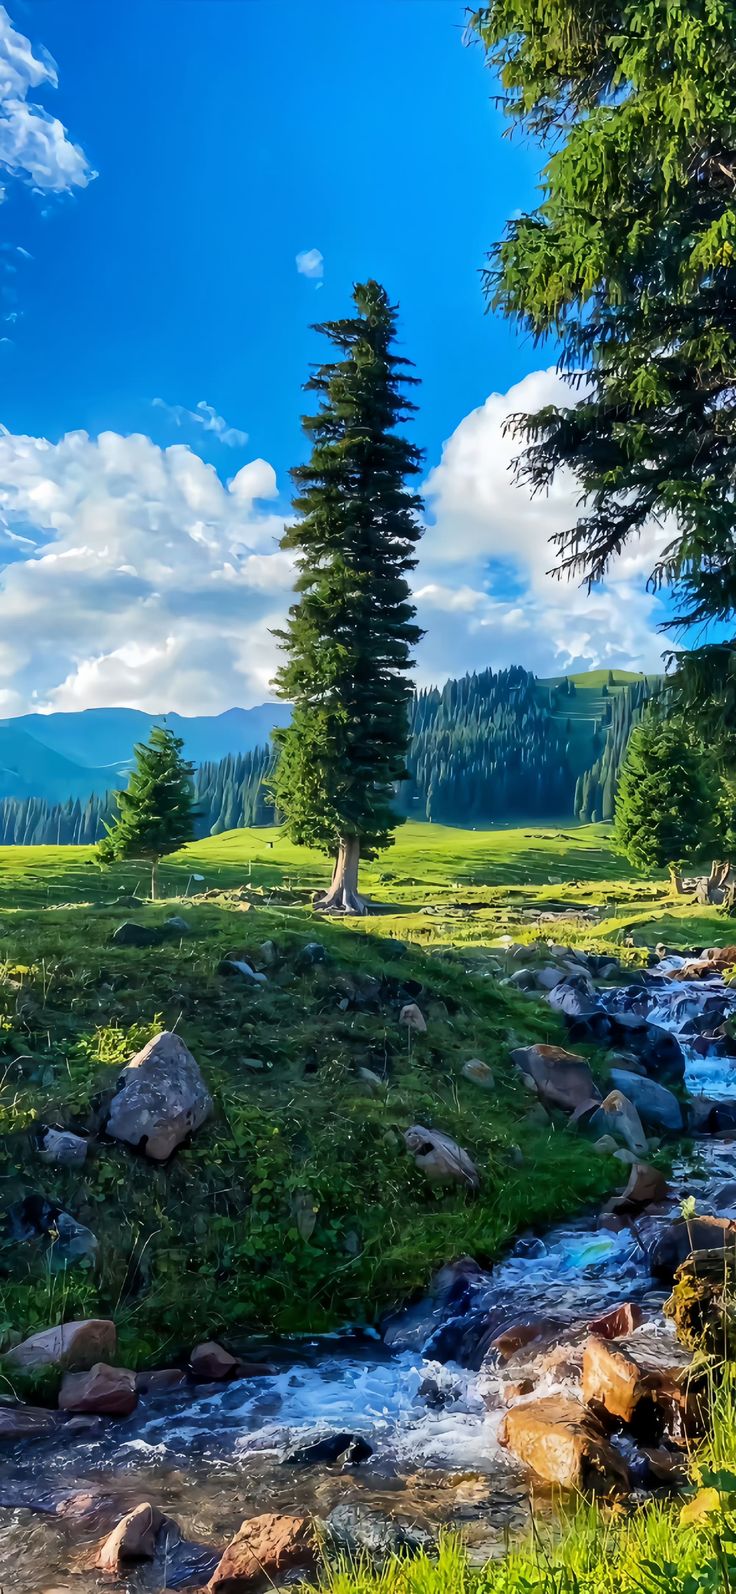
0;705;292;802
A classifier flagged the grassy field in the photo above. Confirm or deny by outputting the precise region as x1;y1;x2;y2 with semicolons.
0;820;722;951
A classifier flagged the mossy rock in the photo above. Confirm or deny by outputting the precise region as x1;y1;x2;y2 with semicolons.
665;1248;736;1359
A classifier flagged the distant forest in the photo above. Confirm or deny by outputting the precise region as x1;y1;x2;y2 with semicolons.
0;667;660;844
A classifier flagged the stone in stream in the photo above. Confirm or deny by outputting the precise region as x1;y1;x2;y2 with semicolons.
58;1363;137;1416
106;1029;213;1160
207;1512;316;1592
547;974;598;1018
190;1341;240;1381
649;1216;736;1281
498;1395;629;1491
608;1070;684;1133
688;1098;736;1134
509;1043;601;1113
96;1502;166;1568
382;1256;484;1351
489;1317;565;1364
586;1302;645;1340
665;1247;736;1358
0;1405;60;1440
403;1124;479;1191
608;1161;668;1211
280;1429;373;1465
607;1014;685;1084
589;1091;649;1156
582;1331;703;1439
4;1318;116;1371
135;1367;187;1394
324;1503;432;1560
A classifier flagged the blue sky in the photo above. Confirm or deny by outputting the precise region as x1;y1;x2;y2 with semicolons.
0;1;668;715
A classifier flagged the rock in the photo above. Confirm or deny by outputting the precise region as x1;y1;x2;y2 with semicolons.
59;1363;137;1416
490;1317;564;1363
324;1503;431;1561
48;1212;98;1272
111;921;161;948
711;1181;736;1214
593;1135;619;1155
509;1044;601;1113
0;1405;60;1441
608;1015;685;1083
403;1124;479;1191
609;1161;668;1210
294;942;327;973
281;1429;372;1465
535;966;564;991
207;1512;316;1592
650;1216;736;1281
399;1002;427;1033
106;1029;213;1160
218;958;268;985
688;1098;736;1134
5;1319;116;1372
38;1129;88;1166
504;968;538;992
164;915;191;934
524;1103;551;1129
502;1377;536;1403
613;1148;637;1166
96;1502;166;1568
608;1070;684;1133
607;1050;647;1076
586;1303;644;1340
498;1395;629;1490
259;940;277;966
357;1065;384;1092
135;1367;187;1394
582;1331;701;1438
547;974;598;1017
382;1257;484;1352
589;1091;648;1156
190;1342;239;1381
461;1058;495;1089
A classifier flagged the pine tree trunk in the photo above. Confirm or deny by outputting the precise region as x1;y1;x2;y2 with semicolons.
316;836;367;915
151;857;159;901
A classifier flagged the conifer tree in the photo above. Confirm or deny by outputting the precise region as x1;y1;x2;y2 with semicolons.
614;710;716;873
272;280;424;913
98;725;197;899
471;1;736;710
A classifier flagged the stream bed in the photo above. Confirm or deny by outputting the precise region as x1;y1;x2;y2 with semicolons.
3;957;736;1592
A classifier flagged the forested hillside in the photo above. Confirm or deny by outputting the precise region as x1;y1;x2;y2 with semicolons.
0;668;659;843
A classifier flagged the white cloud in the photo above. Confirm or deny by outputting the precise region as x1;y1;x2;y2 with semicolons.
0;427;291;713
0;6;94;196
415;367;668;684
296;247;324;281
0;368;669;718
152;397;249;449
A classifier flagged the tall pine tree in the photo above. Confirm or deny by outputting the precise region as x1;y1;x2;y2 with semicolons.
98;725;197;898
272;280;424;913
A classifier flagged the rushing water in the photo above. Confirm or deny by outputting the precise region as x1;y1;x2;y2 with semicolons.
3;961;736;1592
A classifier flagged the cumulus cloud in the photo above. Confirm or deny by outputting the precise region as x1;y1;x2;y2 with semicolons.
0;368;669;717
415;367;668;684
152;397;249;449
296;247;324;281
0;6;94;197
0;427;291;712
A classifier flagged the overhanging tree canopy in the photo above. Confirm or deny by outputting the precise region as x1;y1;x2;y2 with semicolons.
471;0;736;704
272;280;424;913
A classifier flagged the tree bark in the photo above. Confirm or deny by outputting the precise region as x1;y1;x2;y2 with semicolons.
151;857;159;901
316;836;367;915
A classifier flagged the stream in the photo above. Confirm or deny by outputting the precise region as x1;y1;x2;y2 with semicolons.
3;956;736;1592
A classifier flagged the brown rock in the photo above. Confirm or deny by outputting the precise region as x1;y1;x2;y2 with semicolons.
510;1044;601;1114
106;1029;212;1160
491;1318;563;1363
502;1377;536;1404
96;1502;166;1569
59;1363;137;1416
135;1367;187;1394
0;1404;59;1440
609;1162;668;1212
498;1395;629;1490
582;1331;700;1438
461;1058;495;1089
403;1124;479;1191
190;1342;239;1381
5;1319;116;1372
208;1512;316;1592
586;1303;644;1340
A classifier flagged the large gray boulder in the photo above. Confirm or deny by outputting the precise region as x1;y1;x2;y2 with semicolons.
608;1070;683;1133
106;1031;212;1161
